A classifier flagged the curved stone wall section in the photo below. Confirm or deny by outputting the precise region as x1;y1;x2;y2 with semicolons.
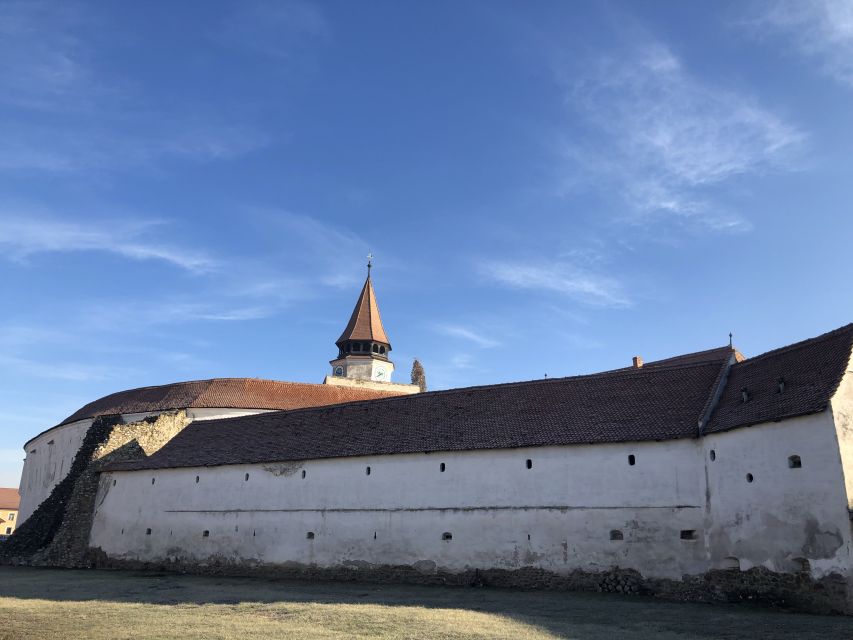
18;408;277;524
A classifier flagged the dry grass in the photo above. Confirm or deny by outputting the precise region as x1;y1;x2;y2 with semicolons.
0;566;849;640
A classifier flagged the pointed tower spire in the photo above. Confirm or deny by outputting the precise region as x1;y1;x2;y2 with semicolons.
328;256;395;383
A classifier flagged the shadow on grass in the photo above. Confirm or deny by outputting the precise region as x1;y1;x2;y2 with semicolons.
0;565;849;640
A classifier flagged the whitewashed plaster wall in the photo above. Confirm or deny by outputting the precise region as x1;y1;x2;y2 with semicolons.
90;409;853;583
91;439;710;579
17;408;277;524
703;410;852;579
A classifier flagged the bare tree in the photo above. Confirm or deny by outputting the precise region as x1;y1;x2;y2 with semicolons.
410;359;427;392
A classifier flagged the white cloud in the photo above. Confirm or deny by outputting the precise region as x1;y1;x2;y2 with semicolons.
479;260;630;308
0;213;217;274
0;355;134;382
433;324;501;348
216;0;330;58
564;40;804;230
742;0;853;87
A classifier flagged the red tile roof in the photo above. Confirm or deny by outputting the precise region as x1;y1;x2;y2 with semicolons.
0;488;20;511
107;324;853;472
336;276;390;346
56;378;406;427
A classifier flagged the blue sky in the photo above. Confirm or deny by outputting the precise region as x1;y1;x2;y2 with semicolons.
2;0;853;486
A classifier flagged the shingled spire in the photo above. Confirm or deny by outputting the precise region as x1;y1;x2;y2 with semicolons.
335;271;391;348
328;257;397;384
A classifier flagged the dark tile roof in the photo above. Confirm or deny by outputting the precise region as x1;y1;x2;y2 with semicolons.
0;488;20;510
705;323;853;434
102;323;853;473
108;354;732;472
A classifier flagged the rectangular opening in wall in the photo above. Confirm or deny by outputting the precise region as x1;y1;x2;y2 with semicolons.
202;530;210;537
609;530;623;541
442;532;452;541
145;528;152;535
680;529;697;540
306;531;315;539
788;455;802;469
628;454;636;466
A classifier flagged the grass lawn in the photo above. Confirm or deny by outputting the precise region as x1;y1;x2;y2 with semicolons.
0;566;850;639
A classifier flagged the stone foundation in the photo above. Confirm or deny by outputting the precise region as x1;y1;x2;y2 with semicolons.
86;553;850;615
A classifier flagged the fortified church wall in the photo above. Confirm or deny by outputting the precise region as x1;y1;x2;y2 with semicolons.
7;266;853;613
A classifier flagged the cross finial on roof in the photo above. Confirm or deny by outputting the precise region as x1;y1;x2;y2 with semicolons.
729;332;733;348
367;252;374;277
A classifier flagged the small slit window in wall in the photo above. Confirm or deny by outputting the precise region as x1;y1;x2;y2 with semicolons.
145;528;152;536
301;469;306;479
628;454;636;466
245;473;250;481
195;476;200;483
202;530;210;538
366;466;371;476
440;463;446;472
526;459;533;470
709;450;716;461
788;455;802;469
306;531;315;540
609;530;623;541
680;530;698;540
442;532;453;541
746;473;754;483
151;478;156;485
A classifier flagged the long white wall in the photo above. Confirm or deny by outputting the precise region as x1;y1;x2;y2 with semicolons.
87;439;694;579
89;408;853;584
17;408;276;524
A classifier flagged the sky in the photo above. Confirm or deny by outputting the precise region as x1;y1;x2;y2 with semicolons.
2;0;853;486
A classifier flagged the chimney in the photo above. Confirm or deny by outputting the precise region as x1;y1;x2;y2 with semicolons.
632;356;643;369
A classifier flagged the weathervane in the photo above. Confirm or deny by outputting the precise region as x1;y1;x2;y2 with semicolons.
367;252;374;276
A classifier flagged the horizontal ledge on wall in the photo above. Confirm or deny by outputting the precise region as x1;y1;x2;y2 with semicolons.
164;504;703;514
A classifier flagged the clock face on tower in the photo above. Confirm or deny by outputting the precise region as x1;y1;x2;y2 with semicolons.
375;367;386;380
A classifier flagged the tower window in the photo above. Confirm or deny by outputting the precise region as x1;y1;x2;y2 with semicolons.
680;530;698;540
306;531;315;540
746;473;754;483
526;459;533;469
610;530;623;541
628;454;636;466
440;463;446;472
366;466;371;476
788;455;802;469
379;346;386;354
372;344;379;353
442;532;453;541
345;344;351;353
202;530;210;538
146;528;152;535
302;469;306;479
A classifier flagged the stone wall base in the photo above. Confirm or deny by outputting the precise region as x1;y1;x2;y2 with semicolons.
87;550;850;615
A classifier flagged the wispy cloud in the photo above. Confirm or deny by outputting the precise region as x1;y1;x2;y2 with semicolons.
562;39;804;231
479;260;630;308
433;324;501;348
0;355;134;382
0;213;217;274
740;0;853;87
0;2;269;173
216;0;331;58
